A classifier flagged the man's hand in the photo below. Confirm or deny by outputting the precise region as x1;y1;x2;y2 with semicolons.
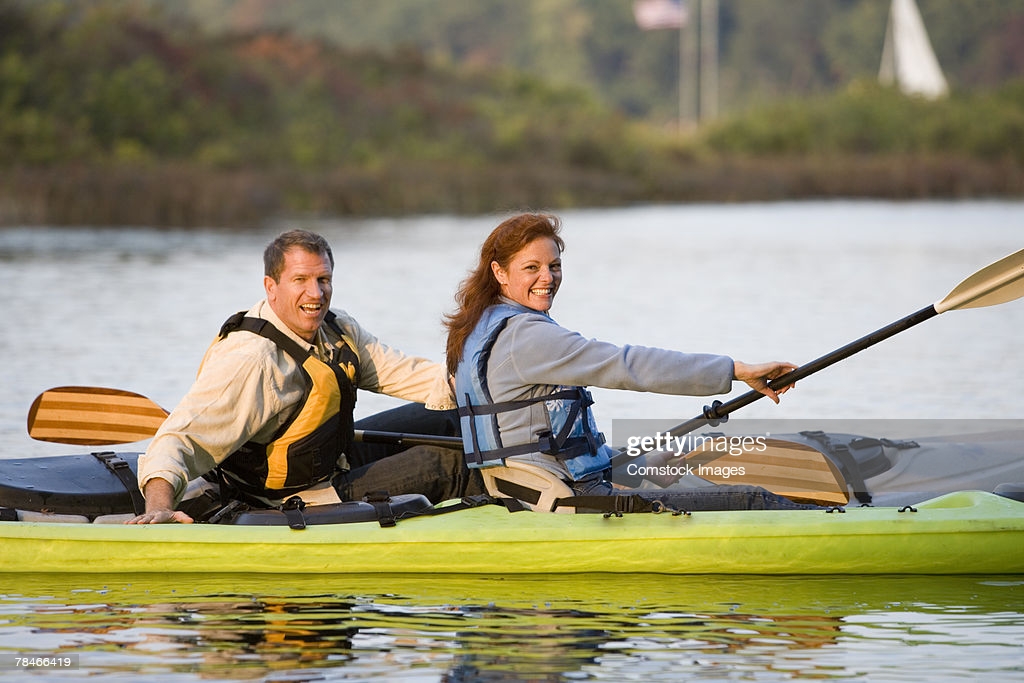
125;478;194;524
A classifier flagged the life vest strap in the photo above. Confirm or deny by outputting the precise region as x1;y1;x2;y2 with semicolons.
457;388;584;417
460;386;604;466
280;496;307;530
363;490;397;527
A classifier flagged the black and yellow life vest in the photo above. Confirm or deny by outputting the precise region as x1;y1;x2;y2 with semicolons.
213;311;359;502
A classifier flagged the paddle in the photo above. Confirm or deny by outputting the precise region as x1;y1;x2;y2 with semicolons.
27;386;464;449
27;386;169;446
30;387;849;505
354;429;463;450
622;437;850;505
662;247;1024;440
609;247;1024;499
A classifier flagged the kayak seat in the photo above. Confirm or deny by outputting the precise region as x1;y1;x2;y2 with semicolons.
480;461;575;514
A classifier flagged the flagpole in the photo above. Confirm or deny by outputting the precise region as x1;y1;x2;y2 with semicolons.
678;10;685;131
700;0;718;121
680;0;699;129
633;0;698;130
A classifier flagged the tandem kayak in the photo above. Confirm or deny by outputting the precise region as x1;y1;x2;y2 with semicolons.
1;486;1022;575
3;428;1024;576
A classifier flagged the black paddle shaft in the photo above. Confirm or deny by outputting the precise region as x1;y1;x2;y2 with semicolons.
667;303;940;438
356;430;463;449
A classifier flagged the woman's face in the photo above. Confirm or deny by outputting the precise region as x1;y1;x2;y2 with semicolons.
491;237;562;313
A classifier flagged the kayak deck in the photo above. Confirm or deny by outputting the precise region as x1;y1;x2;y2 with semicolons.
2;490;1022;575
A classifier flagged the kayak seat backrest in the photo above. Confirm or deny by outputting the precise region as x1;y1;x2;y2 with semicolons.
480;460;575;514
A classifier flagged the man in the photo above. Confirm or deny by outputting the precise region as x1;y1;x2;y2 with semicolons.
128;229;481;524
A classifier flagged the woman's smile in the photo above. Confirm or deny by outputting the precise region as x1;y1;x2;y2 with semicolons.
492;237;562;313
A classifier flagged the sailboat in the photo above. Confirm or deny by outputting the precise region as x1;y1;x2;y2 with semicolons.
878;0;949;99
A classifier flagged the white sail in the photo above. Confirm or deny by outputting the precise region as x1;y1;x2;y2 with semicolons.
879;0;949;99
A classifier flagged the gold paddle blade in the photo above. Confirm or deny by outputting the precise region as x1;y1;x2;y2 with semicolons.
27;386;169;446
682;438;849;506
935;247;1024;313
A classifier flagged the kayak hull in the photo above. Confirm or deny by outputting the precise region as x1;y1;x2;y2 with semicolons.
2;490;1022;575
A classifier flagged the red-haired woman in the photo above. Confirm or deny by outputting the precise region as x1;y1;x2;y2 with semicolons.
445;213;795;497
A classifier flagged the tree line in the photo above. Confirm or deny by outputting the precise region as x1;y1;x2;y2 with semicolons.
171;0;1024;122
0;0;1021;227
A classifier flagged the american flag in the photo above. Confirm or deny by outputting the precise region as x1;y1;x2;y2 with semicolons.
633;0;688;30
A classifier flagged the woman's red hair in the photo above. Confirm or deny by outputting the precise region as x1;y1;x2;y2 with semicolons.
444;213;564;375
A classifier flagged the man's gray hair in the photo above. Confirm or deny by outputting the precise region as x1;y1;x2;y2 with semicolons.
264;230;334;281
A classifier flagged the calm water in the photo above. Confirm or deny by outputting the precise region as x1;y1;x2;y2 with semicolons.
1;574;1023;681
1;201;1023;680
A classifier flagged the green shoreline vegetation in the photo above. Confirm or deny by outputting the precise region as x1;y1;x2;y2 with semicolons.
1;1;1022;228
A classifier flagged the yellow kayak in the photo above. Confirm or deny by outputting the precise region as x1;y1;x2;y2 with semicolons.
2;490;1022;575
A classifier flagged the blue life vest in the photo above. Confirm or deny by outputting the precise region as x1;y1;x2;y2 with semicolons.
455;302;611;480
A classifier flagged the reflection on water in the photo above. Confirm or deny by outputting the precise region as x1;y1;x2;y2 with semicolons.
1;574;1023;681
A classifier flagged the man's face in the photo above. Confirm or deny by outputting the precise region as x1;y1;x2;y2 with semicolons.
265;247;333;342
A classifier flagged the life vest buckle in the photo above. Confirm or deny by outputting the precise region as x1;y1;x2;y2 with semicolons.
536;431;560;456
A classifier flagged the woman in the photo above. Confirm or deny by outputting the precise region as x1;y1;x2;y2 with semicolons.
445;213;796;496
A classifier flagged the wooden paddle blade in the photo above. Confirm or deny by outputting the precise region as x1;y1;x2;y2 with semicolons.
936;247;1024;313
27;386;169;445
683;438;849;506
